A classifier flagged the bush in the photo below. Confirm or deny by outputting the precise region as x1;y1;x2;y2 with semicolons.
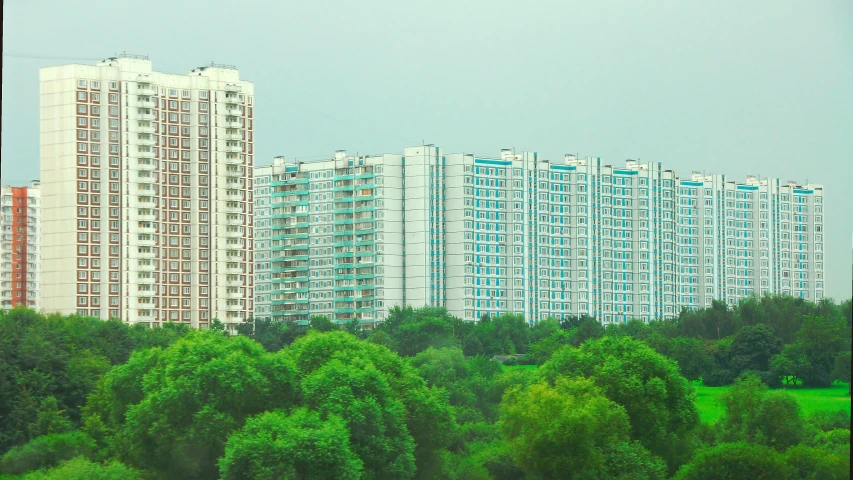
701;369;736;387
518;355;537;366
0;432;94;475
737;370;782;389
501;357;518;366
807;410;851;433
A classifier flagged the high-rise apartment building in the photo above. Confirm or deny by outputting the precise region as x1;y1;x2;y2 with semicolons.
1;182;41;309
40;54;254;331
254;151;406;325
255;146;824;325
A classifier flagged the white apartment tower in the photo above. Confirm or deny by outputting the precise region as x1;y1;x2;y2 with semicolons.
40;54;255;330
0;182;41;309
255;146;825;325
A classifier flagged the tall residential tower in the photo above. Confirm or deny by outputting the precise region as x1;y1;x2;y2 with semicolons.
0;182;41;309
40;54;254;330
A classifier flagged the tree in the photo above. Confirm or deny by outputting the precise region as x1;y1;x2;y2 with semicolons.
17;456;142;480
527;330;573;365
727;324;782;374
794;314;848;386
309;315;335;332
672;442;793;480
540;337;698;472
285;332;455;479
500;377;665;479
718;374;805;450
784;445;850;480
301;360;415;480
0;431;94;476
26;397;72;440
219;409;362;480
83;332;299;480
410;348;503;424
395;316;458;357
831;351;851;393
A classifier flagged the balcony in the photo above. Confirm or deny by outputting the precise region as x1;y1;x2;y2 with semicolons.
137;111;155;122
137;224;156;235
226;107;242;116
225;279;243;288
137;198;155;209
225;205;243;214
137;236;155;247
136;160;155;171
137;135;155;146
224;132;242;141
225;304;244;312
137;249;154;260
225;217;243;227
137;299;155;309
135;173;155;185
224;168;242;179
137;262;155;272
224;121;242;129
137;84;157;95
224;84;241;93
224;156;242;166
137;99;155;109
225;266;244;275
224;229;242;238
224;143;242;153
225;192;243;201
137;150;154;160
137;212;155;222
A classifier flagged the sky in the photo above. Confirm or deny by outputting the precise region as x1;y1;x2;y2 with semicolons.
2;0;852;300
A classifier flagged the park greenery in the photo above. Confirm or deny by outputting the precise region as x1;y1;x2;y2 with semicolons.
0;295;849;479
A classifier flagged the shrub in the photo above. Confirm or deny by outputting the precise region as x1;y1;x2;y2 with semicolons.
702;369;736;387
0;432;95;475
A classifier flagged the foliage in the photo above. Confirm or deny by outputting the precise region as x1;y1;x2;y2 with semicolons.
83;331;299;480
18;456;142;480
500;377;665;479
540;336;699;472
718;375;805;450
783;444;850;480
219;408;362;480
0;308;188;455
672;442;793;480
410;348;503;425
0;431;94;476
285;331;455;479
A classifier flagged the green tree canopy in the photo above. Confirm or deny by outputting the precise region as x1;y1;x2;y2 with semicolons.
672;442;793;480
540;336;698;468
500;376;665;480
82;332;299;480
219;408;362;480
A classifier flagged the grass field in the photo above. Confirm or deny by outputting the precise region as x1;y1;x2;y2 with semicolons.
693;381;850;424
499;364;537;373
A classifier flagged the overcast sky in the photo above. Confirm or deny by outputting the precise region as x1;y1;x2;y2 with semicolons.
3;0;851;300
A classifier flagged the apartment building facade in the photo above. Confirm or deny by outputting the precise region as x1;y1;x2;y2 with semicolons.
256;146;824;325
40;54;254;330
0;182;41;309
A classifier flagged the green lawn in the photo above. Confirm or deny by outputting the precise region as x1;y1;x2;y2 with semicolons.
693;381;851;424
500;364;538;373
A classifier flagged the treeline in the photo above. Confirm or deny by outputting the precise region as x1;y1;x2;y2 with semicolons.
243;296;852;390
0;297;849;479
